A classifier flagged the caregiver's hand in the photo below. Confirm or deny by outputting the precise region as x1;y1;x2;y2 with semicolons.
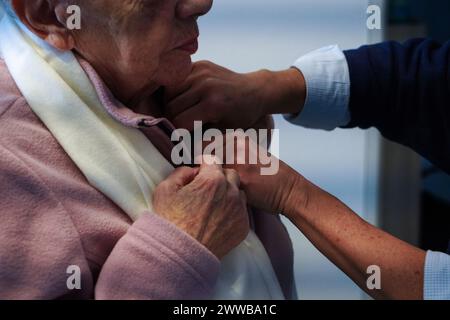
164;61;306;131
226;134;426;300
224;132;307;215
152;157;249;259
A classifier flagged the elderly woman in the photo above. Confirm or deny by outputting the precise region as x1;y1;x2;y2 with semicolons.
0;0;295;300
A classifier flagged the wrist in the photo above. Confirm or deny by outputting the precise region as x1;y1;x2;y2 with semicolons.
281;169;311;220
282;68;307;115
247;69;275;117
257;68;306;116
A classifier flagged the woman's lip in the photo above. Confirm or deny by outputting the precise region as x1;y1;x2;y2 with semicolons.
177;38;199;54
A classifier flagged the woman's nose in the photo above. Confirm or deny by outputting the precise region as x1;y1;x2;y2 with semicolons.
177;0;213;20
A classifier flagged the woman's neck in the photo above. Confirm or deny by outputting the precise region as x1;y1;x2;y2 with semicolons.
130;88;165;118
85;55;163;117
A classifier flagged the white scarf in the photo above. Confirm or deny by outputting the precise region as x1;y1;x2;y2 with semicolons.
0;8;284;300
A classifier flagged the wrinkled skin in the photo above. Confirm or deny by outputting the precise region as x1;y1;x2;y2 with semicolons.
11;0;252;258
153;159;249;259
12;0;212;109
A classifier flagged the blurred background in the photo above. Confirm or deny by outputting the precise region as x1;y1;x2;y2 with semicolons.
194;0;450;299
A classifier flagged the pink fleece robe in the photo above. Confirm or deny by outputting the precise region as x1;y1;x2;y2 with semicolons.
0;58;295;300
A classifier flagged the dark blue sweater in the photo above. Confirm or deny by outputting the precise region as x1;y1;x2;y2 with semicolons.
344;39;450;175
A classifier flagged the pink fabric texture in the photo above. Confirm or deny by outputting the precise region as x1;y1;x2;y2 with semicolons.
0;58;294;300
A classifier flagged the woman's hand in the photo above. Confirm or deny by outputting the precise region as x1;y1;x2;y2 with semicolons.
224;134;426;300
152;157;249;259
220;131;308;215
164;61;306;131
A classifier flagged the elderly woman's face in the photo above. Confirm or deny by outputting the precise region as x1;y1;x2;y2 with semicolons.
71;0;212;102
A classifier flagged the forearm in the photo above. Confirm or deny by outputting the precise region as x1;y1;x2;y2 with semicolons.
285;176;426;300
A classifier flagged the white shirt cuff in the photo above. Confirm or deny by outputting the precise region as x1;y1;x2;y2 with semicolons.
424;250;450;300
284;45;351;131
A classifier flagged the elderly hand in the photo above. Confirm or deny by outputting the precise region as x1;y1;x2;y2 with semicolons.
152;158;249;259
164;61;306;131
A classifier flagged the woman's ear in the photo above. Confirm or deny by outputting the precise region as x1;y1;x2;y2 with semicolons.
11;0;75;51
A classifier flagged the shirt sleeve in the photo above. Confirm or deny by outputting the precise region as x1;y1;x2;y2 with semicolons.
284;45;351;131
423;251;450;300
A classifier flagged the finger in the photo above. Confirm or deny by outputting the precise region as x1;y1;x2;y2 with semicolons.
164;76;195;103
224;169;240;189
172;102;213;131
166;84;203;119
162;166;200;189
195;155;224;178
164;64;207;103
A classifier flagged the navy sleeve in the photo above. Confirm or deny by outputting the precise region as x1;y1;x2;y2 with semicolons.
344;39;450;174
